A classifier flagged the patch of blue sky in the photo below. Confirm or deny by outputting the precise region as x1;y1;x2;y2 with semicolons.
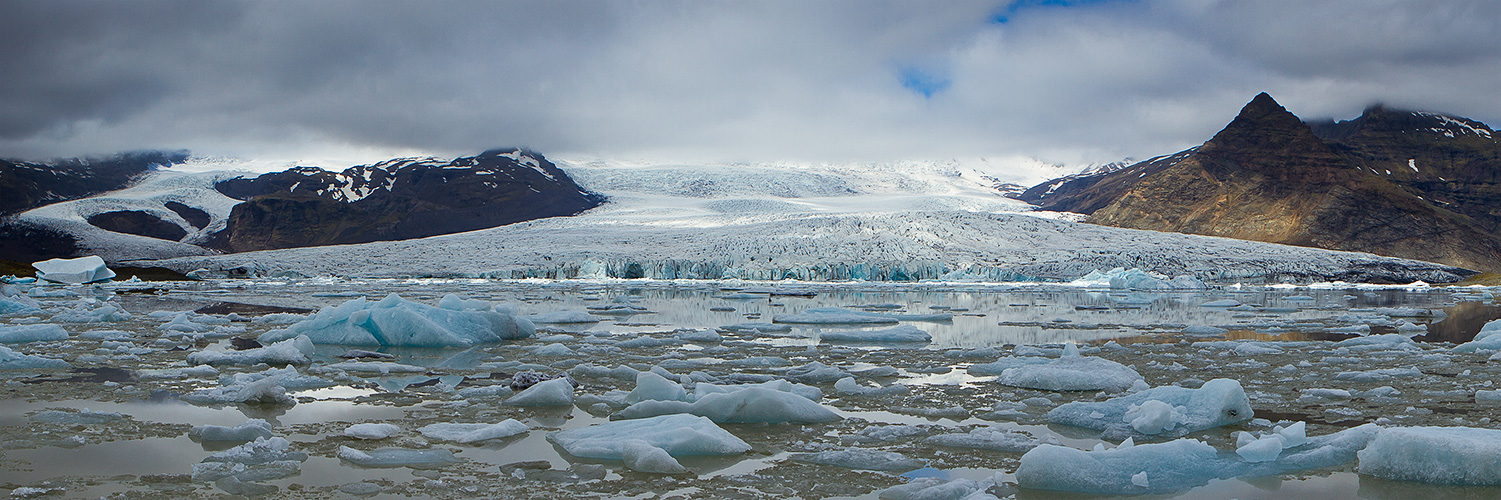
991;0;1132;24
899;66;951;99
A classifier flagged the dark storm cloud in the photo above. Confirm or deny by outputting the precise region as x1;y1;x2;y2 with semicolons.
0;0;1498;167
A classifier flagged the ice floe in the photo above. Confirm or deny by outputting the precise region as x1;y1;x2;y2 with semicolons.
259;293;534;347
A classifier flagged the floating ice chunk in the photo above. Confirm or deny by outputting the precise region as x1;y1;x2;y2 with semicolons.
531;343;577;357
417;419;528;443
188;335;313;366
786;361;851;384
438;294;492;311
193;437;307;483
789;448;924;471
694;379;822;402
820;325;931;343
33;256;115;284
51;300;130;323
338;446;460;468
1181;325;1228;336
0;324;67;343
620;440;688;474
877;477;982;500
1477;389;1501;404
259;294;534;347
1358;426;1501;485
1199;299;1241;307
159;313;211;333
1236;435;1284;463
617;386;840;424
191;419;274;444
834;377;910;397
998;346;1143;393
0;345;69;370
720;322;793;334
676;329;723;342
528;311;602;324
1048;379;1252;439
924;427;1042;452
1333;367;1422;382
204;436;307;465
344;423;402;440
1017;438;1224;494
625;371;690;404
548;414;750;459
505;377;574;406
183;371;298;406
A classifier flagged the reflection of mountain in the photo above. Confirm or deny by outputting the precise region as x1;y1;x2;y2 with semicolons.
1020;93;1501;272
1421;302;1501;344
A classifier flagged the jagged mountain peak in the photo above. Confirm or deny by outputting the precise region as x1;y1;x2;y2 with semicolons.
1201;93;1330;160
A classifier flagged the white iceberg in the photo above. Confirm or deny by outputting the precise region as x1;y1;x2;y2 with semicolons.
615;386;840;424
338;446;461;468
33;256;115;284
259;294;534;347
505;377;574;406
547;414;750;460
620;440;688;474
190;419;275;444
343;423;402;440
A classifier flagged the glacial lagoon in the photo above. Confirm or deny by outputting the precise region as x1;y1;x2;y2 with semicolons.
3;277;1501;499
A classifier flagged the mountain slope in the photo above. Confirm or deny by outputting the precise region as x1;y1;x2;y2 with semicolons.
206;148;605;252
1020;93;1501;272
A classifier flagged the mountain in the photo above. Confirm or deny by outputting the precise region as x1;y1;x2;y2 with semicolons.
203;148;605;252
1018;93;1501;272
3;148;605;261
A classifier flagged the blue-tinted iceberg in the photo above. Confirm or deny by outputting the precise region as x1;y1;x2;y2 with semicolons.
0;324;68;343
1358;426;1501;485
614;386;840;424
819;325;931;343
1047;378;1252;439
0;345;69;370
259;294;534;347
998;344;1143;393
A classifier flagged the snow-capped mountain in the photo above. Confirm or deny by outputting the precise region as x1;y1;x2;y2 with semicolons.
1018;93;1501;273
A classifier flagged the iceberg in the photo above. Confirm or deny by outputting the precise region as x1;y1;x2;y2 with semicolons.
0;292;41;315
620;439;689;474
1018;438;1225;495
33;256;115;284
625;371;690;404
547;414;750;460
505;377;574;406
1453;319;1501;352
1047;378;1252;439
0;324;68;343
998;344;1143;393
924;427;1044;452
258;294;534;347
193;437;308;483
1357;426;1501;485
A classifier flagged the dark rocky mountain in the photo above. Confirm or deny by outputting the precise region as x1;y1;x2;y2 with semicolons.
1018;93;1501;272
0;150;187;216
205;148;606;252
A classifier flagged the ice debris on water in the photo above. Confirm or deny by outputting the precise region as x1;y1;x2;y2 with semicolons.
924;427;1048;453
1070;268;1206;290
193;437;308;483
1453;318;1501;352
772;307;952;324
998;342;1143;393
259;293;534;347
32;256;115;284
615;384;840;424
547;414;751;460
188;335;314;366
51;299;131;323
1048;378;1252;439
789;448;925;471
819;325;931;343
528;310;603;323
0;345;70;370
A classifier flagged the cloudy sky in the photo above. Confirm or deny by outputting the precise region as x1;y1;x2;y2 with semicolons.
2;0;1498;168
